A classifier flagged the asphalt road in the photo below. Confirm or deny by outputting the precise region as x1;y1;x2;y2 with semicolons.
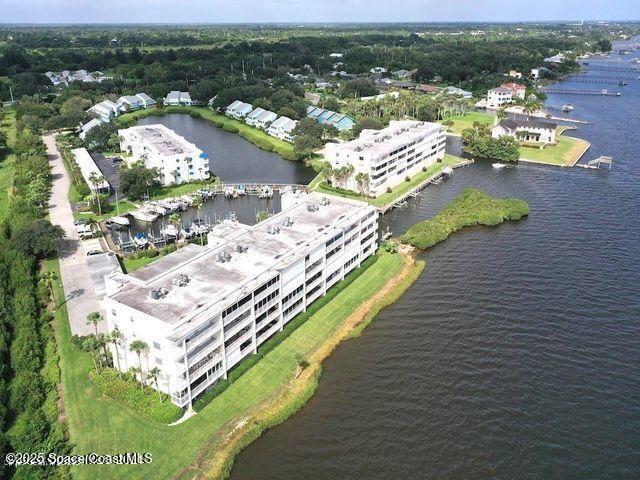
44;133;107;336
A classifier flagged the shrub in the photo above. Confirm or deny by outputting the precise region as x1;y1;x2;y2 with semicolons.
89;368;182;424
401;188;529;249
222;124;239;133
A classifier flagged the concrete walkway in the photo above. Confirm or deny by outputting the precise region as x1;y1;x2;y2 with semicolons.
44;133;106;336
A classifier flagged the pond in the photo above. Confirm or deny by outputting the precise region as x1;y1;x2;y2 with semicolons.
136;113;316;185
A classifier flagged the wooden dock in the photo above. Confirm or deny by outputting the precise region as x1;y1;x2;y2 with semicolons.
575;156;613;171
543;88;622;96
378;159;474;214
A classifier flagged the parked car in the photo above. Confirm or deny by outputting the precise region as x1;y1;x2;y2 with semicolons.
76;223;94;239
111;156;124;164
86;249;103;256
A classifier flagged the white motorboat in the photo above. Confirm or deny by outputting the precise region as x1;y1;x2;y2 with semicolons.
225;186;237;198
180;226;196;239
161;224;179;238
133;233;149;249
561;104;574;112
191;219;210;235
110;215;130;227
148;202;168;215
130;208;159;222
258;186;273;199
492;163;507;169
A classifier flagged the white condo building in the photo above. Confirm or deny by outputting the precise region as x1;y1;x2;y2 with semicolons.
323;120;446;197
103;192;378;407
118;124;210;186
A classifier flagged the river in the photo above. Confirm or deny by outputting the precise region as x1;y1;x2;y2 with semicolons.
229;49;640;478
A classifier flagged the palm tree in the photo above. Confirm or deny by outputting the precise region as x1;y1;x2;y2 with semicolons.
148;367;162;401
82;336;102;369
168;212;181;230
109;328;123;375
41;269;57;303
88;172;106;216
129;340;148;389
86;311;102;336
191;196;204;245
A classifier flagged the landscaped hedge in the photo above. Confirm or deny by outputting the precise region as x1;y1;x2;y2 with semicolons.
402;188;530;249
89;368;182;424
193;254;379;411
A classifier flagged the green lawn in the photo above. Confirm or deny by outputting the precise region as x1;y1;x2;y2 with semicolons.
315;154;467;208
0;109;17;216
121;255;156;273
440;111;494;136
119;106;296;161
72;200;139;222
52;251;406;480
519;134;590;166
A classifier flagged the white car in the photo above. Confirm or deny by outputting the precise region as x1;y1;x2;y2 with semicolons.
76;223;94;239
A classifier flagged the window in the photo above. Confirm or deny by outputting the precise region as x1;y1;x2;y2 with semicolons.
153;342;161;350
155;357;163;365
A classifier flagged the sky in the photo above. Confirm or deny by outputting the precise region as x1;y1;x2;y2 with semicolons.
1;0;638;24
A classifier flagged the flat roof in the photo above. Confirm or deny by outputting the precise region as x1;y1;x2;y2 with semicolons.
108;193;375;327
119;124;203;157
328;120;443;157
71;148;110;190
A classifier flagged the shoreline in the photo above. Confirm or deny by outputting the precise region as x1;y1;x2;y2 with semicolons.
196;249;424;480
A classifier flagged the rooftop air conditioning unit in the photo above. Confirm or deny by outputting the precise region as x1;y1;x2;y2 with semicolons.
267;225;281;234
172;274;190;287
282;217;294;227
236;244;249;253
149;288;169;300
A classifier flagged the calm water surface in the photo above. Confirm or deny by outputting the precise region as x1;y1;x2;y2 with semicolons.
136;114;315;184
230;53;640;478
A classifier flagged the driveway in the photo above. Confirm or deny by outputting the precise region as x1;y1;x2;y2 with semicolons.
44;133;107;336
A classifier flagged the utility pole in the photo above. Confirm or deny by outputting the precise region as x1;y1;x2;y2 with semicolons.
9;85;14;103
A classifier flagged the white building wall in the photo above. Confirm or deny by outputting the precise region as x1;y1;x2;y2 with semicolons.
104;204;379;408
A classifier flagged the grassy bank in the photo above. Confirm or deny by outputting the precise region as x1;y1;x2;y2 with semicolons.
440;111;494;136
54;249;413;480
402;188;529;249
315;154;466;208
119;106;297;161
519;134;590;167
0;109;17;216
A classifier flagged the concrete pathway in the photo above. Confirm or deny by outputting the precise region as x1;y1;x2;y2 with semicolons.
44;133;106;336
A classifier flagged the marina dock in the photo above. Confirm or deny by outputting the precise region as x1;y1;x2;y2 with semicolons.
378;159;474;214
543;88;622;96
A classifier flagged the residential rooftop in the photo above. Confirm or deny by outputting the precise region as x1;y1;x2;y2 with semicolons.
118;124;203;157
107;193;375;327
332;120;444;156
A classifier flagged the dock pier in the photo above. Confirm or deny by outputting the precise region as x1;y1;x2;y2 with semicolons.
378;159;474;214
543;88;622;96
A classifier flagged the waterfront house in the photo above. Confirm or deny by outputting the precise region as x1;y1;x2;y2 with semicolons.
370;66;387;74
163;91;193;106
79;118;104;141
245;107;278;129
446;86;473;98
86;100;121;123
323;120;446;197
225;100;254;119
118;124;209;186
267;116;298;142
392;69;417;79
501;82;527;100
491;118;557;144
328;52;343;58
486;87;513;108
117;92;156;111
306;106;355;131
103;192;378;407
